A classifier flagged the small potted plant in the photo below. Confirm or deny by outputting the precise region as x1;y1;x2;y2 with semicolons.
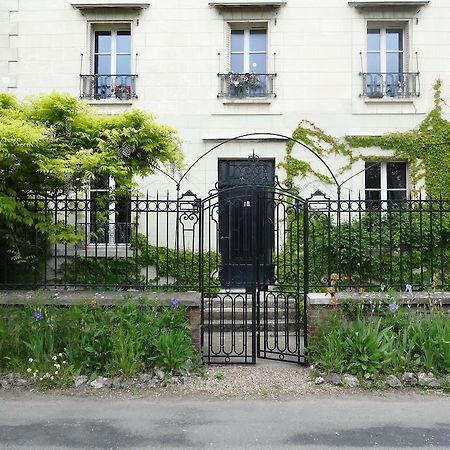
113;84;131;100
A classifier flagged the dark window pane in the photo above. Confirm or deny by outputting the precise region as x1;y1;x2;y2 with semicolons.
95;32;111;53
366;190;381;201
387;162;407;188
250;29;267;52
231;30;244;52
116;195;131;223
365;162;381;189
386;29;403;52
367;29;380;52
387;190;407;202
116;31;131;53
91;175;110;190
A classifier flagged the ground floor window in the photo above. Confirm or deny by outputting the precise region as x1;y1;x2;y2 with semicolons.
365;161;408;202
89;176;131;244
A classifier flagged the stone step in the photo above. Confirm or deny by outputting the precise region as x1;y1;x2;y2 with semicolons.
203;319;300;332
203;309;298;320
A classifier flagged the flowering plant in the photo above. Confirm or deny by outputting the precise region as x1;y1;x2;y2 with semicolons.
113;84;131;97
228;72;261;97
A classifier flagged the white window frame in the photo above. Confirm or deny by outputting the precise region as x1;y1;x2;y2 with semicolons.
367;25;405;74
364;161;410;202
91;23;132;76
230;28;268;74
88;176;132;246
227;21;269;73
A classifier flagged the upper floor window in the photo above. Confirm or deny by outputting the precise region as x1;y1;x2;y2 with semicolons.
365;161;408;204
218;25;276;99
361;23;419;99
80;24;137;101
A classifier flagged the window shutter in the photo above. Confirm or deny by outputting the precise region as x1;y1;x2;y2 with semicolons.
403;21;410;72
224;22;231;72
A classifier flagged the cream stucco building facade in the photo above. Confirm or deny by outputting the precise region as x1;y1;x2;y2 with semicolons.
1;0;450;200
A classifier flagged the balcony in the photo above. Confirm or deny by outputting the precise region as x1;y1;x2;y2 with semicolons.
80;74;137;101
218;73;276;99
360;72;420;99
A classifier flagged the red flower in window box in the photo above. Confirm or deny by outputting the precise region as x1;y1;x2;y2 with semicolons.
113;84;131;98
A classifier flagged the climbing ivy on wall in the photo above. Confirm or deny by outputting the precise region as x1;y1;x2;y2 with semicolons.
283;82;450;197
280;119;357;189
346;80;450;197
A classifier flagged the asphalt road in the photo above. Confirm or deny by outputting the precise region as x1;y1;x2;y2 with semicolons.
0;393;449;449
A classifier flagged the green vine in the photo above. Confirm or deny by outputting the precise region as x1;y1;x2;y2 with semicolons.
346;80;450;197
280;120;357;188
283;82;450;197
63;233;219;291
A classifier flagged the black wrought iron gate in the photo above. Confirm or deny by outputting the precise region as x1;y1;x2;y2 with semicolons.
200;157;308;364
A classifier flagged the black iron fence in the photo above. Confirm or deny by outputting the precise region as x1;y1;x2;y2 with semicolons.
305;195;450;292
80;74;138;100
1;191;449;292
218;73;276;99
360;72;420;98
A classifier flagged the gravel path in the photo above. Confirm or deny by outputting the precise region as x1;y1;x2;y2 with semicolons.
1;363;448;401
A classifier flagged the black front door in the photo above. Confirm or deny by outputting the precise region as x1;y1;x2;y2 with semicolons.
218;159;275;287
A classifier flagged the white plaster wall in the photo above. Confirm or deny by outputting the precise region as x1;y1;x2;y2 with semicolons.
3;0;450;199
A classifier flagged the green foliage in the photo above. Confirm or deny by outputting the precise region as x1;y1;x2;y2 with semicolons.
150;330;198;376
308;308;450;377
346;80;450;197
63;233;220;290
278;206;450;290
0;299;199;380
280;119;357;188
0;92;181;265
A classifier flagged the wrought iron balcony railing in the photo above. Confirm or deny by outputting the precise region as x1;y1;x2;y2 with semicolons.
80;74;137;100
360;72;420;98
218;73;276;99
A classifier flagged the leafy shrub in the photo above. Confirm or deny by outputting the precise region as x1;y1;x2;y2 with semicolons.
308;307;450;377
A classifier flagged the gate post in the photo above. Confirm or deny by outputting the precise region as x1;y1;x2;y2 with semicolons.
303;197;309;351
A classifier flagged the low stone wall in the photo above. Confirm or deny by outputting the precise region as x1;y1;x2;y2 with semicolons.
307;292;450;338
0;290;202;350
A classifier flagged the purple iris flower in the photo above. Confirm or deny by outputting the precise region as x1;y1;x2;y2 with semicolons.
170;298;179;308
389;303;397;313
33;310;42;321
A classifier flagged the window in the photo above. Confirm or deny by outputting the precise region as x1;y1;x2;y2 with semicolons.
80;24;137;100
362;24;419;98
89;176;132;245
218;25;275;98
365;162;408;203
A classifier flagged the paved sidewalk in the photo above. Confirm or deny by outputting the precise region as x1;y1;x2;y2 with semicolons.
0;393;449;449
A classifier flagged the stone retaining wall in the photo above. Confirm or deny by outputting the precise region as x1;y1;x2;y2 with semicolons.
0;290;202;350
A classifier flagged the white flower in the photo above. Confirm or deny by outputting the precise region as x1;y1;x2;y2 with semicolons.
28;358;34;362
52;355;57;361
62;361;67;364
50;376;54;380
58;353;63;357
54;371;58;375
27;368;32;373
54;363;61;369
